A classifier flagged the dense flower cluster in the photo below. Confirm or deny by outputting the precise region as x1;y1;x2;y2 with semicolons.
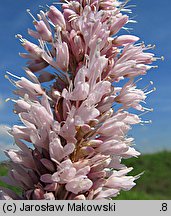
0;0;157;200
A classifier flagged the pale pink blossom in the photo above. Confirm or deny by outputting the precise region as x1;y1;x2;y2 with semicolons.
115;80;147;110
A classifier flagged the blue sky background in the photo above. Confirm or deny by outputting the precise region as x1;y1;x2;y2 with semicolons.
0;0;171;161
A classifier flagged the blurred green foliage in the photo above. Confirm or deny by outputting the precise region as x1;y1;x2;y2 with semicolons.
0;163;21;194
115;151;171;200
0;151;171;199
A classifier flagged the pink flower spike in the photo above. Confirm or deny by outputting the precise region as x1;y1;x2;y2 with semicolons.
2;0;157;200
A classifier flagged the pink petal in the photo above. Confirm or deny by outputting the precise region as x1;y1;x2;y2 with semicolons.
66;176;93;194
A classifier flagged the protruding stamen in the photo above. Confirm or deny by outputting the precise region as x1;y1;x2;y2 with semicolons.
122;27;133;33
143;80;154;91
120;0;130;11
143;107;154;112
53;2;64;5
15;34;22;39
6;71;21;80
121;9;132;13
145;87;156;95
125;4;136;9
128;19;137;24
5;75;16;86
138;108;153;117
41;40;52;57
153;56;164;61
15;34;25;43
5;98;11;102
26;9;37;22
134;171;145;180
140;120;152;125
38;5;49;12
134;77;143;85
46;4;50;9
